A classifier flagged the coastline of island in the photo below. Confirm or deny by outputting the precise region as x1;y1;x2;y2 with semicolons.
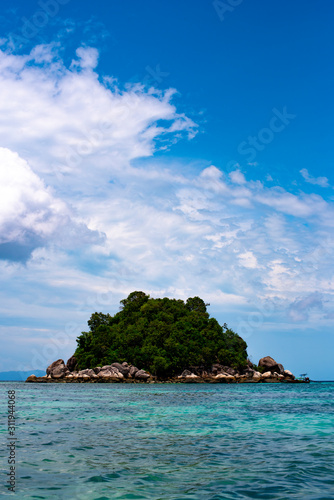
26;355;309;384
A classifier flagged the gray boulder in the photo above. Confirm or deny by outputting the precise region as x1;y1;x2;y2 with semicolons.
66;355;77;372
129;366;139;377
259;356;284;374
47;359;65;376
135;369;150;380
111;362;129;377
51;364;66;379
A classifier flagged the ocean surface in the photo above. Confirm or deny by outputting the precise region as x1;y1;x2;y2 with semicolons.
1;381;334;500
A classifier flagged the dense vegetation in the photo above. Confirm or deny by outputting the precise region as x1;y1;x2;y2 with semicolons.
75;291;248;376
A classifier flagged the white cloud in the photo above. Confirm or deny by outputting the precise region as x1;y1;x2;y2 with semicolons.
0;147;100;260
238;251;259;269
73;46;99;69
229;169;246;184
300;168;329;188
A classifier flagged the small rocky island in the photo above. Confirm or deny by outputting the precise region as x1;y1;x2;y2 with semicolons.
26;291;308;384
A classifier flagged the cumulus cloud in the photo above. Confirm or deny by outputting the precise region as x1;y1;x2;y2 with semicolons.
0;44;196;190
0;147;101;261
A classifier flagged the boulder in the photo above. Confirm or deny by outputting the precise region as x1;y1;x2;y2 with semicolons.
186;373;199;378
259;356;284;374
66;355;77;372
77;369;96;378
129;366;139;377
224;367;237;376
98;369;113;378
284;369;295;379
180;369;192;377
111;362;129;377
51;365;66;379
135;369;150;380
262;371;272;379
26;375;38;382
212;364;223;374
46;359;65;376
110;367;124;379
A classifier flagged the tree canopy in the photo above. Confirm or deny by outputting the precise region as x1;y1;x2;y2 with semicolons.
74;291;248;376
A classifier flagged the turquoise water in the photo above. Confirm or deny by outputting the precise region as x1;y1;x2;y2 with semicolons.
1;382;334;499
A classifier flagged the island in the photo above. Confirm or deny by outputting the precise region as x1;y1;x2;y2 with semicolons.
26;291;308;384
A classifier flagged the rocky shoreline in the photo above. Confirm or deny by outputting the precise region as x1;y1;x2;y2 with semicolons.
26;356;309;384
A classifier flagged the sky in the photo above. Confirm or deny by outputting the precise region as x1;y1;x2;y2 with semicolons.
0;0;333;379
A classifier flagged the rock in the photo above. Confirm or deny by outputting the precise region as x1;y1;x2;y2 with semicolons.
94;367;102;374
215;374;235;382
180;369;192;377
26;375;38;382
77;369;96;378
259;356;284;374
212;364;223;374
110;367;124;379
129;366;139;377
252;371;262;380
46;359;65;376
224;367;237;376
276;363;285;375
135;369;150;380
122;362;129;367
66;355;77;372
258;356;277;370
186;373;199;378
262;371;272;379
98;369;113;378
284;369;295;379
51;364;66;379
111;362;129;377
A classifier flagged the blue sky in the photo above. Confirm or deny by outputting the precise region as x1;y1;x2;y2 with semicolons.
0;0;333;378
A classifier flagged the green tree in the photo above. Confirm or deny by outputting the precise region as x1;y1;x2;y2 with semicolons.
74;291;248;374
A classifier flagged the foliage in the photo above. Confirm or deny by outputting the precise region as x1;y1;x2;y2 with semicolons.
74;291;248;375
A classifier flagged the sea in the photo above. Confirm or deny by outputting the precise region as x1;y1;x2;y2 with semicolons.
1;381;334;500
